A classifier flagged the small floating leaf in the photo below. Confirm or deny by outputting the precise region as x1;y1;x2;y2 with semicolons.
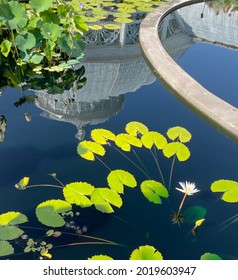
163;142;190;161
211;180;238;203
103;23;121;30
15;177;30;190
77;140;105;161
200;253;222;260
167;126;192;143
130;245;163;260
115;133;142;151
113;12;131;18
125;121;149;137
88;254;114;260
141;131;167;150
107;169;137;193
140;180;168;204
91;188;122;213
91;129;115;145
114;17;133;23
63;182;94;207
0;241;14;257
36;200;72;227
88;24;103;30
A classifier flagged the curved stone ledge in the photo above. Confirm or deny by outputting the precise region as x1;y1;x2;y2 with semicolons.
139;0;238;142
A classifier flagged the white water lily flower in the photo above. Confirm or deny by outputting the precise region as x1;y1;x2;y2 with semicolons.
176;181;200;196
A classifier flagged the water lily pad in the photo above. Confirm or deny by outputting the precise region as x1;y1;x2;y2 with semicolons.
107;169;137;193
114;17;133;23
130;245;163;260
141;131;167;150
0;241;14;257
211;180;238;203
104;23;121;30
140;180;168;204
88;24;103;30
163;142;190;161
113;12;132;18
183;206;207;224
115;133;142;151
91;188;122;213
36;199;72;227
77;140;105;161
167;126;192;143
63;182;95;207
125;121;149;136
88;254;114;260
91;128;115;144
200;253;222;260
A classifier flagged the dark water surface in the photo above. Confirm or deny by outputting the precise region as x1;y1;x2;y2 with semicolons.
0;41;238;260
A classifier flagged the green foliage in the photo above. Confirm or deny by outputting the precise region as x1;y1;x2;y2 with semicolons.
141;131;167;150
125;121;149;136
0;0;87;72
0;240;14;257
130;245;163;260
88;254;114;260
0;211;28;240
36;199;72;227
63;182;94;207
200;253;222;260
107;169;137;194
77;140;105;161
115;133;142;151
211;180;238;203
140;180;169;204
91;128;116;145
91;188;123;213
167;126;192;143
163;142;190;161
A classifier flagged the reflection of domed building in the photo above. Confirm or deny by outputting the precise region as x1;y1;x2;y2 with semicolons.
35;43;156;140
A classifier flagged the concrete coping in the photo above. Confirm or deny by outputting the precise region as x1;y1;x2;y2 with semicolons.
139;0;238;142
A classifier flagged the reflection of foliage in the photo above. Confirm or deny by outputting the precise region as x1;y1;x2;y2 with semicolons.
0;115;6;143
208;0;238;13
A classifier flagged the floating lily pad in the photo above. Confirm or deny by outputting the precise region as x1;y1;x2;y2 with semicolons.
200;253;222;260
113;12;132;18
211;180;238;203
141;131;167;150
88;24;103;30
107;169;137;193
104;23;121;30
130;245;163;260
77;140;105;161
115;133;142;151
167;126;192;143
91;128;115;144
125;121;149;136
0;241;14;257
140;180;169;204
163;142;190;161
88;254;114;260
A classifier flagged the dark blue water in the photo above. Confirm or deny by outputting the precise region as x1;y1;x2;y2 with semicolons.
1;43;238;260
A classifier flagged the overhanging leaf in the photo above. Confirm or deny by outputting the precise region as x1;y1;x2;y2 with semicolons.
63;182;95;207
115;133;142;151
0;1;28;29
163;142;190;161
77;140;105;161
41;22;61;42
36;199;72;227
91;129;115;145
0;241;14;257
125;121;149;137
167;126;192;143
29;0;54;14
107;169;137;194
140;180;168;204
141;131;167;150
211;180;238;203
91;188;122;213
130;245;163;260
15;32;36;52
0;39;11;57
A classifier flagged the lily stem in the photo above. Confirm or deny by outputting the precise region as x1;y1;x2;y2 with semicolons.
177;193;187;216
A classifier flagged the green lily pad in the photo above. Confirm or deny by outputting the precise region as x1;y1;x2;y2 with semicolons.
88;24;103;30
104;23;121;30
200;253;222;260
91;128;115;145
125;121;149;136
130;245;163;260
140;180;169;204
91;188;122;213
0;241;14;257
115;133;142;151
36;199;72;227
163;142;190;161
114;17;133;23
77;140;105;161
211;180;238;203
88;254;114;260
167;126;192;143
63;182;95;207
141;131;167;150
107;169;137;193
183;206;207;224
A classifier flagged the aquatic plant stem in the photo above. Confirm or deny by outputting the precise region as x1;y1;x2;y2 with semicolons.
112;145;150;179
24;184;63;189
168;155;176;190
95;155;111;171
149;149;165;185
177;193;187;216
132;148;151;179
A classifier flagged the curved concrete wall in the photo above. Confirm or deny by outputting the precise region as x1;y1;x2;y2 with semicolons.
139;0;238;142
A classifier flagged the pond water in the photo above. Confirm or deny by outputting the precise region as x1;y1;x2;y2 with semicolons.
1;2;238;260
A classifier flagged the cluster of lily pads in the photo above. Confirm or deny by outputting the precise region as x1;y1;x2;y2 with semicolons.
69;0;170;30
1;121;234;260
